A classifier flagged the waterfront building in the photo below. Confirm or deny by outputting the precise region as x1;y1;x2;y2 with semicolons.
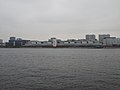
24;41;52;47
103;37;120;46
48;38;58;47
0;39;3;43
52;38;57;47
116;38;120;45
10;37;16;41
67;39;76;42
99;34;110;43
87;40;94;45
6;37;30;47
23;41;39;46
103;37;116;46
81;39;87;46
86;34;96;41
0;39;4;47
73;41;82;47
41;41;52;47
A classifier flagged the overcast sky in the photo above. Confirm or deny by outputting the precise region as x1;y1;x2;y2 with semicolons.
0;0;120;41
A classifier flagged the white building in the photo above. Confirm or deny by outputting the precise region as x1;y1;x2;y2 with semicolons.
103;37;116;46
81;39;87;45
50;38;57;47
113;38;120;46
24;41;41;46
117;38;120;45
87;41;94;45
74;41;82;46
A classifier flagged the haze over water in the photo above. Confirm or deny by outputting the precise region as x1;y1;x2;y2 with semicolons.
0;48;120;90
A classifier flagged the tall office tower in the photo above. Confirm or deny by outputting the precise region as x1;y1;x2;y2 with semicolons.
0;39;3;43
99;34;110;43
10;37;16;41
86;34;96;41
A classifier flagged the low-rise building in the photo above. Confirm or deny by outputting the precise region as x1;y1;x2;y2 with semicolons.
113;38;120;46
0;39;5;47
103;37;117;46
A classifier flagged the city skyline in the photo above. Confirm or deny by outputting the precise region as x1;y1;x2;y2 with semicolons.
1;33;120;42
1;34;119;48
0;0;120;41
0;33;120;42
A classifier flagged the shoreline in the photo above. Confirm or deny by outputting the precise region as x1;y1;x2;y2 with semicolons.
1;46;120;49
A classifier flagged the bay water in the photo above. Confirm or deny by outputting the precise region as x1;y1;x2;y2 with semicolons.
0;48;120;90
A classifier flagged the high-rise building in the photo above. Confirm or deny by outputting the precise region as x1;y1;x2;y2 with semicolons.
86;34;96;41
10;37;16;41
6;37;30;47
99;34;110;43
0;39;3;43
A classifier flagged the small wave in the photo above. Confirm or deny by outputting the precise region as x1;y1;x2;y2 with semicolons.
57;75;76;79
95;79;120;87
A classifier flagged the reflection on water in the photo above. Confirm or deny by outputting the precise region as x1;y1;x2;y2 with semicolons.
0;48;120;90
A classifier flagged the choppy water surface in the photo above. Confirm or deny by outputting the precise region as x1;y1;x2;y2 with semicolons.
0;48;120;90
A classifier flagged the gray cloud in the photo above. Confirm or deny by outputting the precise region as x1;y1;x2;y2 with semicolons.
0;0;120;41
